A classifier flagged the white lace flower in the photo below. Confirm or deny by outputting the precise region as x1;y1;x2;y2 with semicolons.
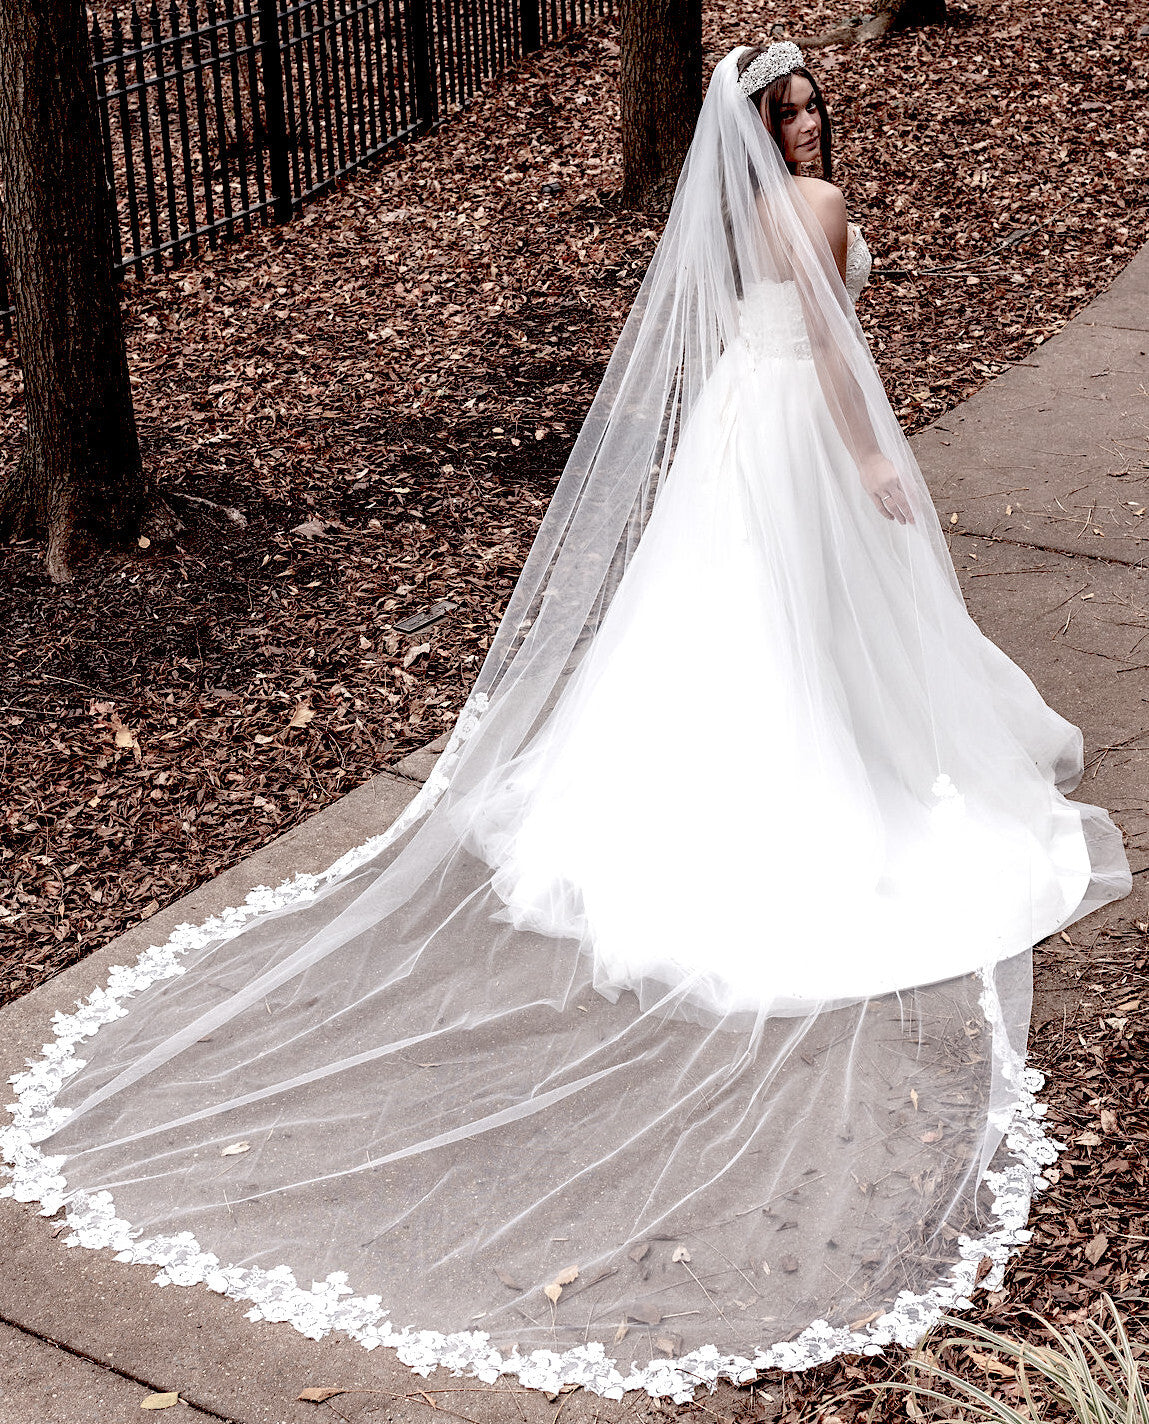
930;772;968;830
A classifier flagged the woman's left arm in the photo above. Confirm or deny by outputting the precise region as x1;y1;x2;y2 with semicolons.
795;181;914;525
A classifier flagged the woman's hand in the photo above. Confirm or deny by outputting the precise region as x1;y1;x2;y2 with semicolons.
859;452;915;525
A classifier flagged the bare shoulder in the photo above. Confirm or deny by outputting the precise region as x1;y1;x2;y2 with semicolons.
792;176;848;277
793;176;846;228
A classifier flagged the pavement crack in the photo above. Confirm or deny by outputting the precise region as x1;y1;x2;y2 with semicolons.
0;1310;241;1422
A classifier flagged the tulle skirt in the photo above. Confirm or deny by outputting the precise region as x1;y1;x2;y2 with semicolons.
464;338;1129;1019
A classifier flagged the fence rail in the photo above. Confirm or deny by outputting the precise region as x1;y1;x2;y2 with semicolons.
0;0;608;335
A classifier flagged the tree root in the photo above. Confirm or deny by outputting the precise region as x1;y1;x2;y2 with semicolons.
805;0;944;47
0;459;41;545
806;10;897;45
0;460;74;583
0;452;161;583
45;526;73;584
166;490;248;528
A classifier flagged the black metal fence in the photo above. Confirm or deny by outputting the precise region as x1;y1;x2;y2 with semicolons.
0;0;608;334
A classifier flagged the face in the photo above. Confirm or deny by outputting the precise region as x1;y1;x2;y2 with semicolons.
765;74;821;166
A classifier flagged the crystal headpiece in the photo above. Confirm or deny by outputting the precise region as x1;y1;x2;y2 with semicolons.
737;41;805;98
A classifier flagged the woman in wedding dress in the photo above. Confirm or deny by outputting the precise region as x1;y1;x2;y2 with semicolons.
3;44;1131;1400
463;43;1123;1016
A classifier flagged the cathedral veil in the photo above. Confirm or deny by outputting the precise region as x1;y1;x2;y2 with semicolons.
2;49;1130;1399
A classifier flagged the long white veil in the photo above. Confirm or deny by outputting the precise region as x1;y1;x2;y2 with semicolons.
3;49;1129;1399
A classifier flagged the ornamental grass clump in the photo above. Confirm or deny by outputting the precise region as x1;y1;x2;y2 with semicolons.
889;1297;1147;1424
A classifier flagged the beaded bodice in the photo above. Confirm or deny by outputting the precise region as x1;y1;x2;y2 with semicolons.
739;223;872;363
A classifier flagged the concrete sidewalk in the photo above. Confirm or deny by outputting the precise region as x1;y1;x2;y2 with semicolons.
915;244;1148;906
1;249;1146;1424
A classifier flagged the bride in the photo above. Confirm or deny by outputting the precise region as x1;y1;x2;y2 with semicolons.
3;43;1131;1400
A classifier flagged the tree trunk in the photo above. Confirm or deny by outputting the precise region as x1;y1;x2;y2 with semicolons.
806;0;946;47
0;0;147;582
618;0;702;209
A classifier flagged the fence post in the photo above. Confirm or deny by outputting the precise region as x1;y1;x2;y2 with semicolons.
408;0;437;134
257;0;293;221
519;0;540;53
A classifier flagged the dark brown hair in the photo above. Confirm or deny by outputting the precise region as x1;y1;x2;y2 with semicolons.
736;47;833;181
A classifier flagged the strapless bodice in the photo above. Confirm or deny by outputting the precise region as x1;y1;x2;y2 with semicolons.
738;280;813;362
737;222;872;363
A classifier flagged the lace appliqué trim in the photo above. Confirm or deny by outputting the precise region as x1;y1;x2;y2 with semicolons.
845;222;872;306
739;281;813;364
3;730;1059;1403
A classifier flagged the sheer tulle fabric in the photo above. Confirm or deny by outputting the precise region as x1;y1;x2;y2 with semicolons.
5;49;1129;1393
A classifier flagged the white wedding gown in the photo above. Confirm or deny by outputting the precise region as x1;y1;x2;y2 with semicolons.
464;225;1128;1019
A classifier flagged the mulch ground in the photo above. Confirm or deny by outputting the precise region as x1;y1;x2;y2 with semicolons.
0;0;1147;1413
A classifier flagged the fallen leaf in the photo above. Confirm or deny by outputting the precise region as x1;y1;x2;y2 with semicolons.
402;641;431;668
220;1141;251;1156
1100;1108;1118;1133
920;1128;944;1144
613;1321;629;1343
138;535;152;549
628;1242;650;1263
655;1335;678;1354
552;1264;579;1286
140;1393;180;1410
910;1087;919;1111
780;1255;800;1274
298;1387;350;1402
1076;1130;1102;1147
543;1282;563;1304
494;1267;522;1290
99;707;142;762
286;703;315;729
975;1255;993;1284
1084;1233;1108;1265
627;1302;662;1325
671;1245;691;1263
968;1352;1017;1379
